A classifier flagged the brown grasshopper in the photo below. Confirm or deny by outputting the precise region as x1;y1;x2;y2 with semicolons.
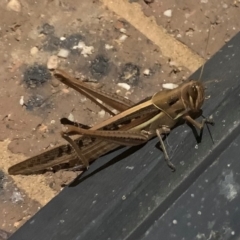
8;68;211;175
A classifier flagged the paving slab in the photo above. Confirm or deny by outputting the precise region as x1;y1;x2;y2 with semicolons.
134;0;240;58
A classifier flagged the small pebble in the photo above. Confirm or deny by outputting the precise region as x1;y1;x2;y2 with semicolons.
7;0;21;12
57;49;70;58
122;195;126;200
173;219;178;224
117;83;131;91
162;83;179;89
164;9;172;17
62;88;69;94
143;69;150;76
47;55;58;70
14;221;21;228
19;96;24;106
169;61;178;67
77;41;94;57
119;34;128;42
105;44;113;50
51;77;59;87
30;47;39;55
11;191;23;203
98;110;106;118
81;46;94;57
38;124;48;132
60;36;66;41
68;113;74;122
120;28;127;34
80;97;87;103
77;41;85;49
112;109;119;114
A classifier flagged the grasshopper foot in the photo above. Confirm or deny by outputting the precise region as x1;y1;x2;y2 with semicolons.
203;115;214;126
165;158;176;172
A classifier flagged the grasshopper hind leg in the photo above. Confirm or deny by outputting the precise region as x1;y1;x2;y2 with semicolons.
61;132;89;169
156;127;176;172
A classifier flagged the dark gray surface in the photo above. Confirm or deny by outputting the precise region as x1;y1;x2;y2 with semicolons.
9;33;240;240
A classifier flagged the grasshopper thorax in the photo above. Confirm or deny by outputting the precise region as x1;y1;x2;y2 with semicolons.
181;81;205;112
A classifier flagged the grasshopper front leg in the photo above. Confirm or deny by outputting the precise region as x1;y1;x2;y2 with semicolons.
183;115;213;130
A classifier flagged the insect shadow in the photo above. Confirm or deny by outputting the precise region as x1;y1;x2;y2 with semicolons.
68;144;145;187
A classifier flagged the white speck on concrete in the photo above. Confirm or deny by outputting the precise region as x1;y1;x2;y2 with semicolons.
172;219;177;224
180;161;185;166
126;166;134;170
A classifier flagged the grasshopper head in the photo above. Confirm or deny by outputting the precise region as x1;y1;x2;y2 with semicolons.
181;81;205;111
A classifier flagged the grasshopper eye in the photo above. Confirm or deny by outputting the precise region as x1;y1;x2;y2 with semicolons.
187;82;205;111
181;81;205;111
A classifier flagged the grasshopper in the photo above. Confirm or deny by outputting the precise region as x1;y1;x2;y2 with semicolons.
8;68;211;175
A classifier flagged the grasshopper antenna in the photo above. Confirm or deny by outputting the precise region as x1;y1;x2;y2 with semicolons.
202;114;215;144
199;25;214;145
198;25;211;81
